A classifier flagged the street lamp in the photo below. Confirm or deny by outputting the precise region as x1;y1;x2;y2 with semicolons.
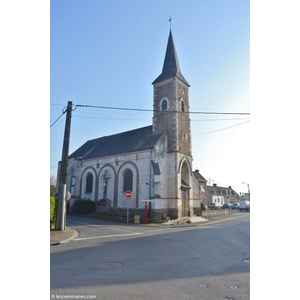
242;182;250;200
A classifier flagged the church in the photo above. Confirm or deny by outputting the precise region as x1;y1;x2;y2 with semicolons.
66;30;202;220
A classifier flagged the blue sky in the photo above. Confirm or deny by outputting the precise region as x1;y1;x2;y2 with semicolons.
50;0;250;194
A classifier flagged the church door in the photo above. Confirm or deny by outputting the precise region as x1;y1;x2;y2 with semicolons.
181;191;189;217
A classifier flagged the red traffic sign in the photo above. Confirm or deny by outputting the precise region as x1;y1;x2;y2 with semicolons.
125;191;132;198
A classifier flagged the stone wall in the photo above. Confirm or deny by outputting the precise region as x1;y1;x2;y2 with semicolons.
200;209;232;217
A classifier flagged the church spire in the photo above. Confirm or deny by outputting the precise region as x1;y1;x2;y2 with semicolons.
152;30;190;87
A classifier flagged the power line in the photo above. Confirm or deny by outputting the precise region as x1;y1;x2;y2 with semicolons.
50;108;67;128
50;103;66;107
51;102;250;115
75;103;250;115
50;104;77;128
193;120;250;136
73;114;250;122
192;117;250;121
73;115;149;121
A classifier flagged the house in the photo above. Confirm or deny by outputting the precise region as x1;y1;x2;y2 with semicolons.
192;170;207;211
206;184;240;207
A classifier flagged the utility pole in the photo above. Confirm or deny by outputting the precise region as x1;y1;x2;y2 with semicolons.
56;101;72;231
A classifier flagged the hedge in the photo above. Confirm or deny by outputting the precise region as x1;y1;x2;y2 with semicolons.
72;199;96;214
50;196;58;227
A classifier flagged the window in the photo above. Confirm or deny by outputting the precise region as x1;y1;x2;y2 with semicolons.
181;100;185;112
162;100;168;111
123;169;133;192
86;173;93;193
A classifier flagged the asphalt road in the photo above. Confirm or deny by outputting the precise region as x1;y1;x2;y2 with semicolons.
50;211;250;300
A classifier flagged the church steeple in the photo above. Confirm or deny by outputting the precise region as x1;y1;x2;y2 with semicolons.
152;30;192;156
152;30;189;87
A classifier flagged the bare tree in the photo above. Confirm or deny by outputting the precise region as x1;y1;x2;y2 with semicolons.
50;175;57;196
50;175;57;187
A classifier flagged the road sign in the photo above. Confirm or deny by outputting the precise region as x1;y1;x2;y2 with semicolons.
125;191;132;198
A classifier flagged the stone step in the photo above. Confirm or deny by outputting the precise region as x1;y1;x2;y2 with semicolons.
161;216;208;226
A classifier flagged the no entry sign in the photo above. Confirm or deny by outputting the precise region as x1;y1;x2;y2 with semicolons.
125;191;132;198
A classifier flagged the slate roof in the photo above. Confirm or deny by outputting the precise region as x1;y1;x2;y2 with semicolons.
206;185;239;197
152;30;190;87
69;125;165;160
193;170;207;183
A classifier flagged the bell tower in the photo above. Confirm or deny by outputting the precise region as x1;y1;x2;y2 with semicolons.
152;30;192;156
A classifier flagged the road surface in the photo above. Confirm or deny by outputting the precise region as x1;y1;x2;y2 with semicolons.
51;211;250;300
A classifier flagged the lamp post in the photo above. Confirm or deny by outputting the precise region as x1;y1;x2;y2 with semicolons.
242;182;250;200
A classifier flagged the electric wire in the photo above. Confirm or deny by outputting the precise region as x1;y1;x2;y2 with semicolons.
193;120;250;135
74;103;250;115
73;115;250;122
51;103;250;115
50;107;67;128
50;102;250;129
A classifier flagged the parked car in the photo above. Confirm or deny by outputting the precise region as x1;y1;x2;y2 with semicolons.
209;203;222;210
239;200;250;211
222;203;232;209
232;203;239;210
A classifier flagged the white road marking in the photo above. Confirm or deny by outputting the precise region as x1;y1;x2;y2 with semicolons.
67;218;139;234
67;216;249;242
201;215;248;226
215;222;241;228
74;232;142;241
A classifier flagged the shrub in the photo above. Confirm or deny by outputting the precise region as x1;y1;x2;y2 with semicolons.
200;202;206;211
50;196;58;227
72;199;96;214
50;185;56;196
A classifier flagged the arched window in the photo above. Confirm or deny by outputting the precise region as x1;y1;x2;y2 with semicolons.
123;169;133;192
181;100;185;112
86;173;93;193
162;99;168;111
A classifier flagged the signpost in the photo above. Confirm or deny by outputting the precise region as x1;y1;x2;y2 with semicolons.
125;191;132;198
145;198;147;224
182;192;187;218
140;199;154;224
125;191;132;224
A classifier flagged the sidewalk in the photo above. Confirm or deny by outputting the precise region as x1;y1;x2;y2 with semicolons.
50;227;78;246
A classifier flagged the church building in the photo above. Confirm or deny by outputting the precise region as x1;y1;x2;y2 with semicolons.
66;30;201;220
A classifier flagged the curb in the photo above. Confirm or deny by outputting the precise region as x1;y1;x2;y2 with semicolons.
61;229;79;244
50;228;79;246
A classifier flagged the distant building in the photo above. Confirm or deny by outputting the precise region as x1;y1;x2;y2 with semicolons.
240;193;250;201
206;184;240;207
193;170;207;210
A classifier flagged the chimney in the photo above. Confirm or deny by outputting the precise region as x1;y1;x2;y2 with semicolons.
229;186;232;189
195;169;199;173
213;183;217;187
